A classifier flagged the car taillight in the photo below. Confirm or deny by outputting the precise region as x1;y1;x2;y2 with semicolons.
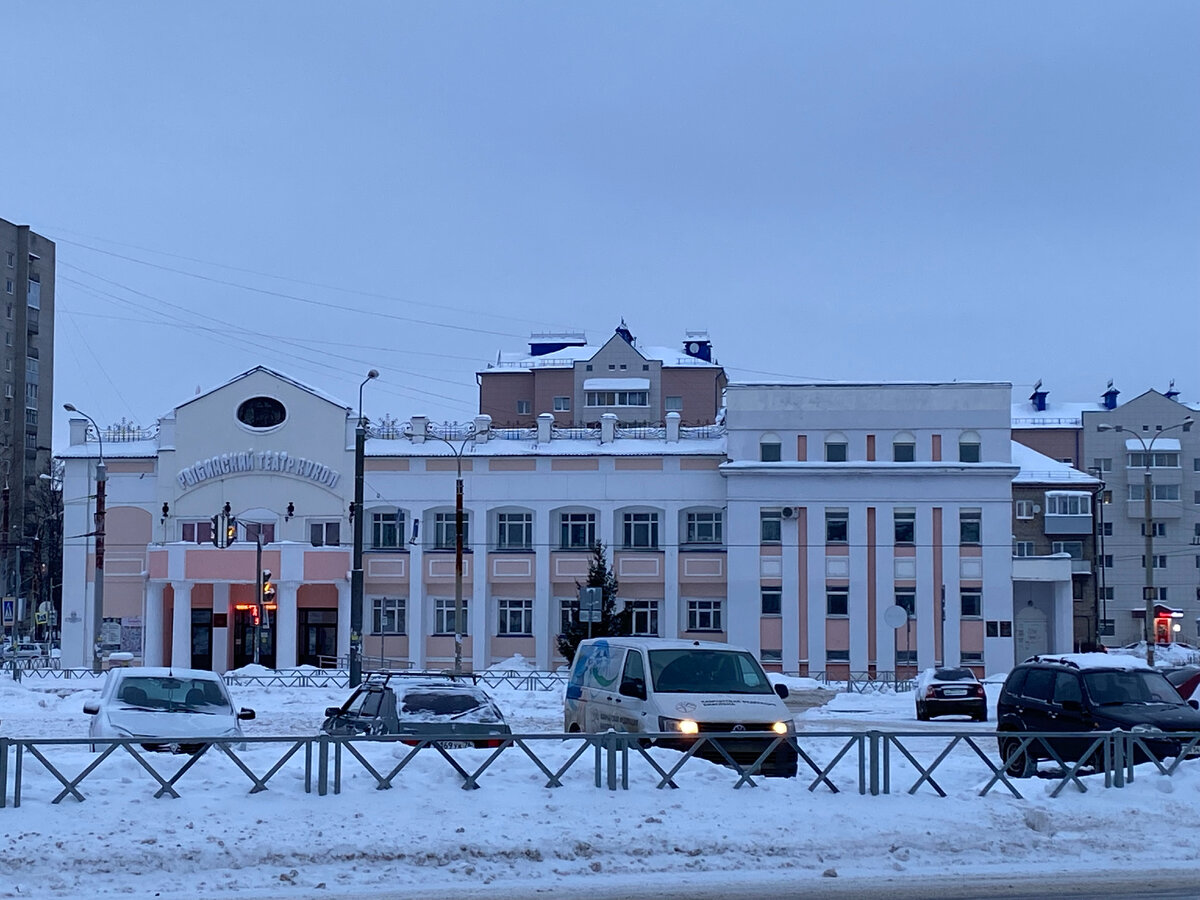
972;685;985;698
482;739;503;748
925;687;937;698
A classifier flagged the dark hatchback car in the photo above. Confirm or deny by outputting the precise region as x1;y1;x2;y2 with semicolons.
996;655;1200;777
915;667;987;722
321;676;512;748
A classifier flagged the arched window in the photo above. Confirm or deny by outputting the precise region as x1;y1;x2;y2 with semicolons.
824;432;848;462
959;431;981;463
892;432;916;462
368;507;406;549
759;433;782;462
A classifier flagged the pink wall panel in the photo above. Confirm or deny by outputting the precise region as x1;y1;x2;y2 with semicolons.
304;551;352;581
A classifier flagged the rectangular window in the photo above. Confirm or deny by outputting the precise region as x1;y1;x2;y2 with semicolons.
434;512;469;549
622;511;660;549
1092;457;1112;473
826;588;849;616
553;396;570;411
892;441;915;462
558;598;578;634
1127;452;1180;468
1129;484;1180;501
1102;522;1113;536
665;396;683;412
1140;555;1168;569
1013;541;1035;557
371;597;406;635
497;598;533;635
26;279;39;309
961;591;982;617
895;590;915;616
759;442;781;462
686;599;722;631
1103;490;1113;504
434;598;468;635
1102;587;1114;600
1014;500;1035;519
1051;541;1083;559
1101;554;1113;568
685;511;722;544
825;508;849;543
4;303;10;319
626;600;659;636
559;512;595;549
1000;621;1012;637
959;441;981;463
3;280;11;295
585;390;648;407
959;509;982;545
496;512;533;550
760;649;783;663
826;649;850;662
244;522;275;544
516;399;532;415
986;620;999;638
1195;490;1200;505
371;511;404;549
895;650;918;665
824;441;848;462
961;651;984;663
1139;522;1166;537
761;588;782;616
1046;493;1090;516
309;521;341;547
181;521;213;544
893;508;915;543
760;509;782;544
5;252;12;267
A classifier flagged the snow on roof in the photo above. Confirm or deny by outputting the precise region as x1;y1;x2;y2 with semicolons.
366;434;727;458
1010;441;1099;485
1011;399;1098;428
1032;653;1152;671
484;342;719;372
176;365;352;413
57;439;158;459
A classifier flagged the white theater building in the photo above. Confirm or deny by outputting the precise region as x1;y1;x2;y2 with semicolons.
60;368;1068;675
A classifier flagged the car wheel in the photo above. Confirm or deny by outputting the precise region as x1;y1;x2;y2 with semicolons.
975;711;988;723
916;703;929;721
999;735;1036;778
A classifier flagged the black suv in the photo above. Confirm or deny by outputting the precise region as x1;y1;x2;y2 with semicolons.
996;655;1200;777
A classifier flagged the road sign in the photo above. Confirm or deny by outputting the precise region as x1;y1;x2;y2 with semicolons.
1;597;13;627
579;586;603;623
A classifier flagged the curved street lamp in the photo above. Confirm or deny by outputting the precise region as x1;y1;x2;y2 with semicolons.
425;419;489;677
63;403;106;674
349;370;379;688
1096;415;1194;665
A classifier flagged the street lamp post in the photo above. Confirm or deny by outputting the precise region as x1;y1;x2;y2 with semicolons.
349;369;379;688
64;403;106;674
1097;415;1194;666
426;419;488;677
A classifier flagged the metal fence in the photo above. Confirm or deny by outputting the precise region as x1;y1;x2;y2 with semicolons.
2;728;1196;808
802;671;916;693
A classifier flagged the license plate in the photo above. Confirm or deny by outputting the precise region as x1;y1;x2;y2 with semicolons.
943;689;968;697
435;740;473;749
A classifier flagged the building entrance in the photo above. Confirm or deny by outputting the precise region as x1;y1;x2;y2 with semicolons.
191;609;213;670
299;608;338;667
232;607;276;669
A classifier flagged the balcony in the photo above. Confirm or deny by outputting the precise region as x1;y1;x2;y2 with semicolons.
1044;513;1092;536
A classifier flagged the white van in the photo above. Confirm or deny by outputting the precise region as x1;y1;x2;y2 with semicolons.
563;637;797;776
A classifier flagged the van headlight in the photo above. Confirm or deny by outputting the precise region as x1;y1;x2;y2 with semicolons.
659;717;699;735
771;721;790;736
1131;724;1164;734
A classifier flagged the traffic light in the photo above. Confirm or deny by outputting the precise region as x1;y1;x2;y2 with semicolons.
211;511;237;548
261;570;276;602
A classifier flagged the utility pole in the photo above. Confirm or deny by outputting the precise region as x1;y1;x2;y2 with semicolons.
64;404;106;674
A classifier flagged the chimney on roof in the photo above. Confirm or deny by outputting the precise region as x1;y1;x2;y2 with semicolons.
614;319;635;346
1102;380;1120;411
1165;379;1180;401
1030;379;1048;412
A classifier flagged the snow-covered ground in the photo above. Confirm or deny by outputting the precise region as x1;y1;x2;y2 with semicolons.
1;672;1199;899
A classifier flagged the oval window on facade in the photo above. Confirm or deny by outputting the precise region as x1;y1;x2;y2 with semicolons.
237;396;287;429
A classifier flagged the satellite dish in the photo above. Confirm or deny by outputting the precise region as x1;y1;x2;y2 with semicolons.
883;605;909;629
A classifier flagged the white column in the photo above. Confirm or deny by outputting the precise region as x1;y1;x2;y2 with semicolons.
915;509;936;669
408;526;425;670
848;503;869;671
336;580;351;663
534;505;552;669
662;507;681;644
470;510;489;670
170;581;193;668
806;506;827;670
210;583;230;673
143;581;165;667
875;507;897;672
275;581;299;668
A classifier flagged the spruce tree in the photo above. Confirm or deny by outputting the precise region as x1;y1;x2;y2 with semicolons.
555;541;630;663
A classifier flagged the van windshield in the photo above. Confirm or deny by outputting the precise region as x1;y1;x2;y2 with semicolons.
648;649;774;694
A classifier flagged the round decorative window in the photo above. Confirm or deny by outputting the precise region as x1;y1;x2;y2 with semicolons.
237;396;287;429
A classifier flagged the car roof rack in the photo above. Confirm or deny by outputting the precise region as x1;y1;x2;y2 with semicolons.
1029;655;1080;669
363;669;479;685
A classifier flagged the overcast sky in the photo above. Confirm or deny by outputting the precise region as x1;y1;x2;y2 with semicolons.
7;2;1198;447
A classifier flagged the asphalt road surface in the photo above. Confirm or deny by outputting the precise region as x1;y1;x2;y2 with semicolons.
251;870;1200;900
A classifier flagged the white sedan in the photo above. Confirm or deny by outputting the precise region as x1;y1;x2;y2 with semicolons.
84;667;255;752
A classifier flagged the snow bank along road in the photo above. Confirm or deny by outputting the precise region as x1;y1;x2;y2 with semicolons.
1;678;1199;899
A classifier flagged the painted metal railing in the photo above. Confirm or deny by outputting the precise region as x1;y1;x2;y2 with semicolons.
802;671;917;693
2;728;1196;807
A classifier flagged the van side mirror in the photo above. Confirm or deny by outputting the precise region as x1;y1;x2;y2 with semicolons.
325;707;343;717
774;683;789;700
83;702;99;715
618;679;646;700
1189;699;1199;711
237;708;256;721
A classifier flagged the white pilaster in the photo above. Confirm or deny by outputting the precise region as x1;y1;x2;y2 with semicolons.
848;503;869;670
170;581;192;668
275;581;299;668
662;506;681;644
533;509;552;669
144;581;165;667
337;580;351;662
471;507;488;669
211;583;230;673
